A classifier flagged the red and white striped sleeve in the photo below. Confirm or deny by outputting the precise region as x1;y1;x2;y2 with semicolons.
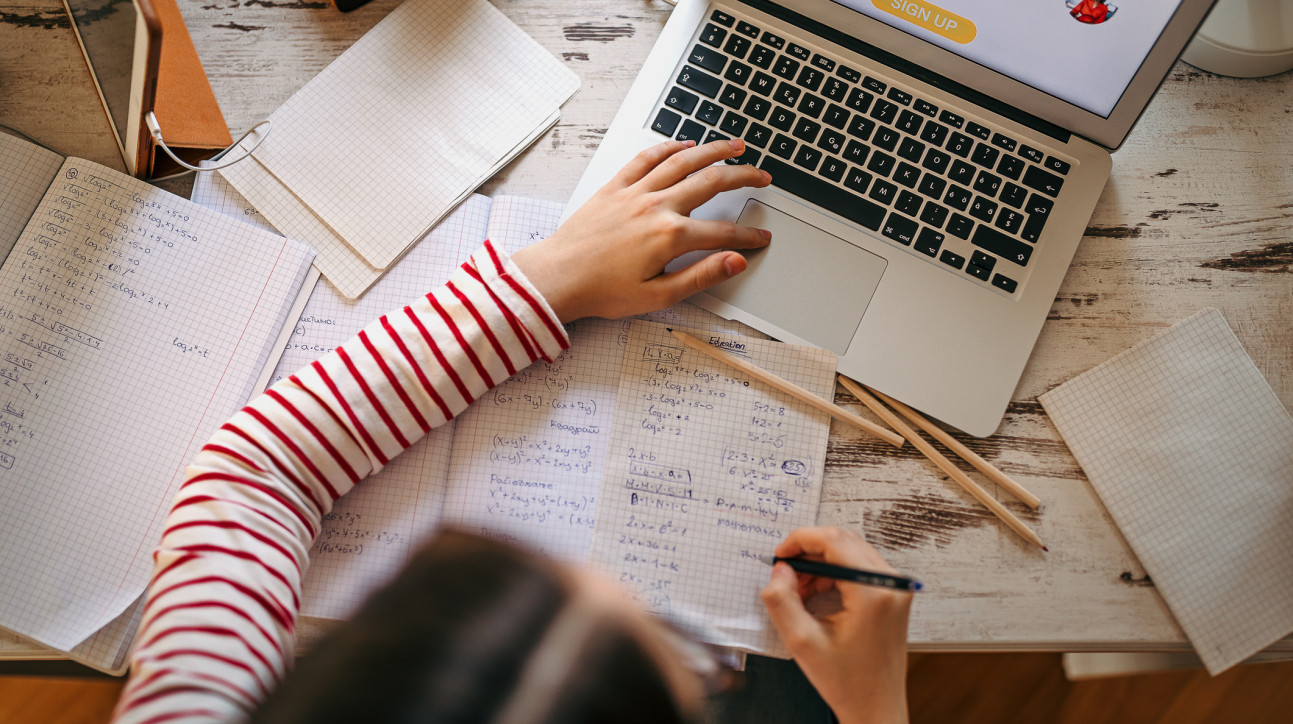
112;241;568;723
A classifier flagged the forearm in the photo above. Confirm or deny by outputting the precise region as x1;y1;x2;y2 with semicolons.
113;242;568;723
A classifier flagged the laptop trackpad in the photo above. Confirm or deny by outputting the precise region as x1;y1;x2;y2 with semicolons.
707;200;886;355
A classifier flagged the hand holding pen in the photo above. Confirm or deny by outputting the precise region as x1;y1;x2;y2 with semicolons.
761;527;915;724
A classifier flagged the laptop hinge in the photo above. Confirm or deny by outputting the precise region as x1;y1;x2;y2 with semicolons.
737;0;1072;144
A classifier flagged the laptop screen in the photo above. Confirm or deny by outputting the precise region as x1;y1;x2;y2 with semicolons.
828;0;1185;118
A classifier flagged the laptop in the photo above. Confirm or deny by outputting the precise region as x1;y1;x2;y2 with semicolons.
565;0;1215;437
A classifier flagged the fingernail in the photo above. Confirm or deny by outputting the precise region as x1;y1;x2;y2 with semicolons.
759;228;772;242
761;170;772;183
682;139;696;147
722;253;743;277
729;138;745;153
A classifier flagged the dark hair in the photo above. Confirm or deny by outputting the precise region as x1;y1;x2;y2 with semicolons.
252;530;689;724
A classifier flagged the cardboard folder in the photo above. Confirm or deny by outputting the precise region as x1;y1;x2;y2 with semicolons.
146;0;232;178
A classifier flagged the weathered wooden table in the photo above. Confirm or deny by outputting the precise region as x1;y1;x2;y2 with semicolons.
2;0;1291;661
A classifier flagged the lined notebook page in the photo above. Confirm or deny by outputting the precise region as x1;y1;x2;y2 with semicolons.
1039;308;1293;674
0;158;315;652
588;321;836;657
0;134;64;260
251;0;579;270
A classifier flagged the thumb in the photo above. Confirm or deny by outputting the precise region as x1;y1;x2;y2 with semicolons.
654;251;746;305
761;562;823;651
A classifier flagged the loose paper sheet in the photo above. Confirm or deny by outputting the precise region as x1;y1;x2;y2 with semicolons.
588;321;837;657
1039;308;1293;674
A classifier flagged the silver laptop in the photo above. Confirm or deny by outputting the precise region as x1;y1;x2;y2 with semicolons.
566;0;1215;436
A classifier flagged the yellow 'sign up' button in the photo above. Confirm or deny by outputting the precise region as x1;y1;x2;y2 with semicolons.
873;0;976;44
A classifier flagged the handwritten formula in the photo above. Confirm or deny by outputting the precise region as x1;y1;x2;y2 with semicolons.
588;321;836;656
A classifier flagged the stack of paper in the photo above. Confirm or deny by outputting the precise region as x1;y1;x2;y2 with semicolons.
221;0;579;298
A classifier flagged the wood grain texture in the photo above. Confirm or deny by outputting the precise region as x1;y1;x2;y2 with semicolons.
1;0;1290;660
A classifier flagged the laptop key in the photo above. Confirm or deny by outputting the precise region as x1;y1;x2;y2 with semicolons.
823;104;850;129
719;86;747;109
725;146;762;166
838;65;862;83
947;132;974;157
991;133;1017;152
817;129;845;155
750;71;777;96
848;114;876;141
991;274;1018;293
846;87;873;113
844;166;872;193
665;87;699;114
897;110;923;136
1021;212;1047;243
819;156;847;182
939;110;965;128
720;112;748;136
966;262;990;281
944;184;971;211
949;159;976;186
869;179;897;205
723;35;752;59
689;45;726;74
969;250;996;274
724;60;752;85
915;228;943;256
760;31;784;48
922;149;950;175
920;200;949;228
887;87;913;105
973;225;1033;266
997;155;1025;181
1022;166;1064;197
797;67;825;92
969;196;997;222
1044;156;1071;175
973;170;1002;197
1026;193;1054;219
697;100;723;125
822;77;849;102
770;133;797;159
652;108;682;136
787;43;811;61
774;82;801;107
1019;144;1044;164
896;190;922;217
711;10;735;27
699;23;727;48
914;99;937;117
736;20;760;38
939;250;966;269
947;214;974;239
797;93;825;119
678;66;722;97
862;75;886;94
749;45;776;70
704;130;730;144
897;137;925;163
793;117;821;143
769;107;795;131
918;173;946;200
971;143;1000;169
1001;182;1028;208
773;56;800;80
966;121;991;140
873;126;900;151
675;119;706;143
744;96;771;121
759;156;885;230
794;145;823;171
843;140;869;165
894;162;920;188
745;122;773;148
867;151;896;177
882;213;918;245
870;99;899;124
995;208;1024;234
811;54;835;72
919;121;948;147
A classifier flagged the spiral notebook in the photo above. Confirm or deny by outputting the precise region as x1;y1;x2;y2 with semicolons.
1039;308;1293;674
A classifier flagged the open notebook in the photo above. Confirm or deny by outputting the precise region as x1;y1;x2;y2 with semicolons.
0;134;316;673
192;178;837;657
221;0;579;298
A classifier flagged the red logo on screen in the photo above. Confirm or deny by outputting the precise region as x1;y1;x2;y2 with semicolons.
1067;0;1117;24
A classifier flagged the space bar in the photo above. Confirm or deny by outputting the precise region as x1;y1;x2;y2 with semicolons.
758;157;884;231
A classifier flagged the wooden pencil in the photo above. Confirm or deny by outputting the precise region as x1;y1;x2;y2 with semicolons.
666;329;905;448
836;375;1047;551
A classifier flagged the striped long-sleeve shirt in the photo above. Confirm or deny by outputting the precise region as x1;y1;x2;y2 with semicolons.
112;242;569;723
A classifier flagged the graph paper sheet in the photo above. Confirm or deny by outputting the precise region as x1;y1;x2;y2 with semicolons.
250;0;578;271
588;321;836;657
0;156;315;654
0;134;64;261
1039;308;1293;674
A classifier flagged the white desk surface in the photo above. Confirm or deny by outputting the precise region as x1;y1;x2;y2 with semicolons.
1;0;1290;660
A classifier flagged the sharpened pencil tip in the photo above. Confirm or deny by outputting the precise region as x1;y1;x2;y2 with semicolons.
1041;546;1049;552
665;327;673;332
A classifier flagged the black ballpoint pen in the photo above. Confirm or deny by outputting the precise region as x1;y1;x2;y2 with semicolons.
759;555;924;592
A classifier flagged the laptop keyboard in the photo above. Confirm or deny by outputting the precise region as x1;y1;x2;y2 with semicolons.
650;7;1075;296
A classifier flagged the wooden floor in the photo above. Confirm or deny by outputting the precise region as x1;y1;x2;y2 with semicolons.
2;653;1291;723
